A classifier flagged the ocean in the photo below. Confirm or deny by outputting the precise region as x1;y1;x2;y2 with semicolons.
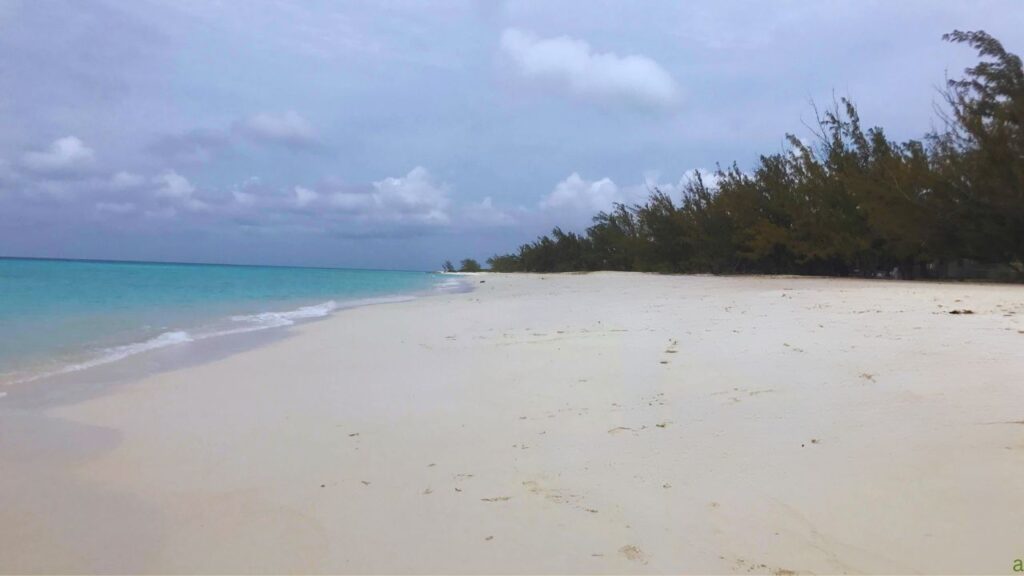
0;257;456;386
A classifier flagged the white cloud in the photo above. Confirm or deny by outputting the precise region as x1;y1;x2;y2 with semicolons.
462;196;516;227
238;111;317;146
83;166;438;238
110;171;145;190
232;190;256;205
319;167;450;226
680;168;721;190
226;176;263;206
540;172;621;213
368;166;450;225
154;170;194;199
500;28;678;108
20;136;95;175
293;185;318;207
532;171;704;231
153;170;207;211
328;191;374;212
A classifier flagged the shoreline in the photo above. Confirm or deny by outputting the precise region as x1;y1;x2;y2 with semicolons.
0;275;470;399
2;272;1023;573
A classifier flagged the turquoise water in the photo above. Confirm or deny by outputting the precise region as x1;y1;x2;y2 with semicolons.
0;258;454;384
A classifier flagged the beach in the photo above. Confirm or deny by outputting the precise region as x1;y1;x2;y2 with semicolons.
1;272;1023;574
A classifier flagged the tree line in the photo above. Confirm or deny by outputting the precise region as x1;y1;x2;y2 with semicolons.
442;259;482;273
460;31;1024;281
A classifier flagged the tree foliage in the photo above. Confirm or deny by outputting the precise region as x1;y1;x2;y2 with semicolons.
477;31;1024;280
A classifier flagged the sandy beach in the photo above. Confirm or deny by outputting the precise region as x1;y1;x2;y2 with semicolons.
1;272;1023;574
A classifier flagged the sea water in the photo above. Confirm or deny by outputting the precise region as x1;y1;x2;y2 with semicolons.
0;257;457;385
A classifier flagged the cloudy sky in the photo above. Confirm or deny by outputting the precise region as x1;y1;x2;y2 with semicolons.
1;1;1022;270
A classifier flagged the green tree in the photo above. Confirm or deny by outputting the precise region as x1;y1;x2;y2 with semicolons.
483;31;1024;281
486;253;521;272
935;30;1024;270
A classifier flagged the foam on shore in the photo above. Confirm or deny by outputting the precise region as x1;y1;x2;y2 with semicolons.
2;275;467;388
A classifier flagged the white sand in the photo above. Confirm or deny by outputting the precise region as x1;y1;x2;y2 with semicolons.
2;272;1023;574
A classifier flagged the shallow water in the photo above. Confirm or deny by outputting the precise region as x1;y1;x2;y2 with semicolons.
0;257;454;384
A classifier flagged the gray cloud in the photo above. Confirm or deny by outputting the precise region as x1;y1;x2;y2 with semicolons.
95;201;136;215
147;111;320;167
20;136;96;177
235;111;318;147
109;171;146;191
148;130;232;166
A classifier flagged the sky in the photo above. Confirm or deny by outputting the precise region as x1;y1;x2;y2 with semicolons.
1;1;1023;270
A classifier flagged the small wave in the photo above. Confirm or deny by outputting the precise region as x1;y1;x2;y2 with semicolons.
7;296;417;386
220;296;416;335
89;329;194;364
434;276;473;294
10;330;195;385
229;300;340;330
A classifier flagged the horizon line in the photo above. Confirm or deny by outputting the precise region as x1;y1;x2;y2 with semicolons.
0;254;434;274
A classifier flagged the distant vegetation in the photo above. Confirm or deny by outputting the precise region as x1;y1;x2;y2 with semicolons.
440;258;483;273
458;31;1024;281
